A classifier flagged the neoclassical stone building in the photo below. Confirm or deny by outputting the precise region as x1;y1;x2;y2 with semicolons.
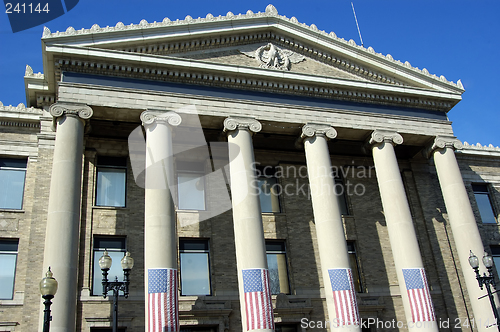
1;4;500;332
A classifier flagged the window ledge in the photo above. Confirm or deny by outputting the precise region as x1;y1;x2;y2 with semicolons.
0;209;25;213
0;292;24;306
176;209;206;213
92;206;128;210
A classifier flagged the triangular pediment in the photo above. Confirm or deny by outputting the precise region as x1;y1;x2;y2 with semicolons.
32;5;463;110
147;43;372;83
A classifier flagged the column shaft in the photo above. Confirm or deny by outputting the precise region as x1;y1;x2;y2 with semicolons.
42;103;92;332
302;124;360;330
431;138;497;331
224;117;274;332
370;131;437;331
142;111;181;332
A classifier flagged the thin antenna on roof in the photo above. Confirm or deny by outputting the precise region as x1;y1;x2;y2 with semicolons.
351;2;364;47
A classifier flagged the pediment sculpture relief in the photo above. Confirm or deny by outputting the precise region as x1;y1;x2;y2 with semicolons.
239;43;305;71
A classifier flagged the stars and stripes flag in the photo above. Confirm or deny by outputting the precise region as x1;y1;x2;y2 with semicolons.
242;268;274;331
328;268;360;326
148;268;178;332
402;268;435;322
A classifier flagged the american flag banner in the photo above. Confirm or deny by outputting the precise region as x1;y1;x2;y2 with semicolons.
148;268;178;332
328;268;360;326
402;268;435;322
242;268;274;331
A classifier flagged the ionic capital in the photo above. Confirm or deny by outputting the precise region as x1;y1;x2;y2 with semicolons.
368;130;403;146
223;117;262;134
301;123;337;140
140;110;182;127
423;135;463;158
49;102;93;120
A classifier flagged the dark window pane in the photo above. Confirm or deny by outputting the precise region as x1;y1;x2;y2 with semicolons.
0;239;19;252
97;156;127;167
0;158;27;168
472;184;489;193
180;239;209;251
266;241;286;252
275;325;298;332
180;327;217;332
94;237;125;250
335;177;350;215
473;184;497;224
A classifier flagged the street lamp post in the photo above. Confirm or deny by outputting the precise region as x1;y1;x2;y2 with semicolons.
468;250;500;331
99;251;134;332
39;267;58;332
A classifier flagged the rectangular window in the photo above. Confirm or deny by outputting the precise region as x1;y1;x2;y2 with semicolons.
0;158;27;210
180;239;211;296
490;246;500;277
92;237;126;296
0;239;19;300
473;184;497;224
266;240;290;295
347;241;362;293
275;324;298;332
177;162;205;210
335;176;350;216
257;167;281;213
95;156;127;207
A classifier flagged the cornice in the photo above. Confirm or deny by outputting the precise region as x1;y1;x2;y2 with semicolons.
0;101;42;127
456;142;500;158
51;50;458;112
41;4;463;93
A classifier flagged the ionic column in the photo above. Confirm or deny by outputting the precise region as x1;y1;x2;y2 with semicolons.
369;130;437;331
42;103;93;332
141;110;182;332
223;117;274;332
426;136;497;331
301;124;361;330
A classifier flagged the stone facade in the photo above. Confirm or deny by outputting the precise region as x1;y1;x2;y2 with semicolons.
1;5;500;332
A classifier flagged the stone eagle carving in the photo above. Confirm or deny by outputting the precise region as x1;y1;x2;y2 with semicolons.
239;43;305;71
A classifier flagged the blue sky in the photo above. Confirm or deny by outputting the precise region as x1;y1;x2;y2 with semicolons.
1;0;499;147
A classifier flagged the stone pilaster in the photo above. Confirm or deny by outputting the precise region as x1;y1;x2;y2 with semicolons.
224;117;274;332
141;110;182;332
302;123;361;330
42;102;93;332
427;136;498;331
369;130;437;331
